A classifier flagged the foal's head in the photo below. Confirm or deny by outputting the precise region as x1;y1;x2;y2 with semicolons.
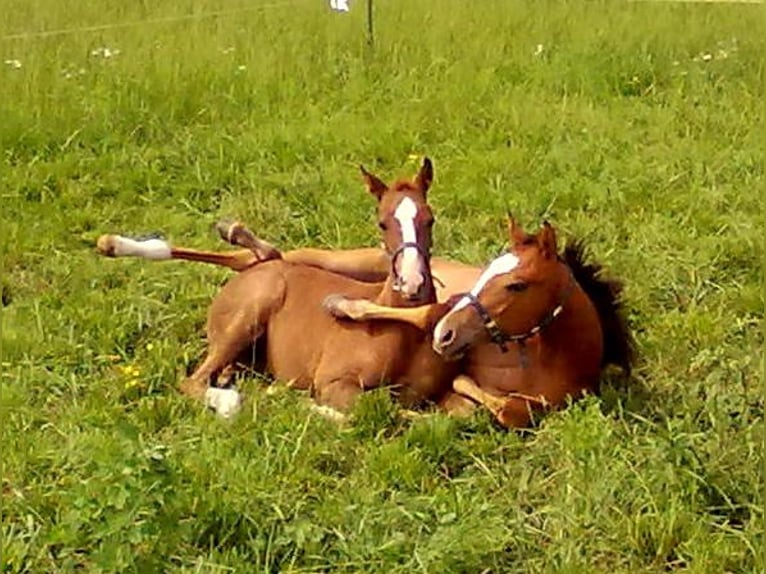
362;158;435;301
433;217;571;359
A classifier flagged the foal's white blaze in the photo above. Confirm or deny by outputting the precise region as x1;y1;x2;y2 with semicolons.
111;236;172;260
393;196;424;295
433;252;520;347
452;253;521;311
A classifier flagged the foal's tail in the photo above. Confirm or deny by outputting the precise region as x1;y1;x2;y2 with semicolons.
563;239;635;375
96;221;281;272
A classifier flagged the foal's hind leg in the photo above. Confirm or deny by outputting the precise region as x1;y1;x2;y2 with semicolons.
217;220;389;283
180;322;265;419
97;234;262;272
216;221;282;262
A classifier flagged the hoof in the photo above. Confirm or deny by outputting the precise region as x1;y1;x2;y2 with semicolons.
96;234;118;256
215;219;241;243
322;294;352;319
310;403;347;423
205;387;242;419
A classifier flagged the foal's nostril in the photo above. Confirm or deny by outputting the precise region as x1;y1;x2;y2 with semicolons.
440;329;455;346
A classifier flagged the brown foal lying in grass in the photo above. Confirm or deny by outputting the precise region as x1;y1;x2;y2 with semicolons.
98;160;467;418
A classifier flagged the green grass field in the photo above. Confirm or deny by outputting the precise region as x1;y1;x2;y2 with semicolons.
1;1;763;571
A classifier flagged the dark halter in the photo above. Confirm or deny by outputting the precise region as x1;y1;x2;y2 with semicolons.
460;267;576;366
389;241;429;292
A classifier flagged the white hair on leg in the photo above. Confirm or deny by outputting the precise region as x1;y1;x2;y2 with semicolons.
205;387;242;419
110;236;172;260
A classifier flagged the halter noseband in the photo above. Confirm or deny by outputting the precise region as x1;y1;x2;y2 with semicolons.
389;241;429;292
461;268;575;363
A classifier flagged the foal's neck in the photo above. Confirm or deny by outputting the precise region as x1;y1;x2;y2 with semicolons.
538;277;601;364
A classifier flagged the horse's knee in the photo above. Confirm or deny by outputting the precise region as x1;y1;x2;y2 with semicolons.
314;379;362;412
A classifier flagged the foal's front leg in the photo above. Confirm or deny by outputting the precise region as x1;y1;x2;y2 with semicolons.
452;376;545;428
322;296;449;332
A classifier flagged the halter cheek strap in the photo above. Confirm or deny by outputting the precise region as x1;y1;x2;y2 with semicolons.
461;269;576;365
462;292;511;353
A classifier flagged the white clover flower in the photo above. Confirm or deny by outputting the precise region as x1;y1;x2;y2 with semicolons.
90;47;121;59
330;0;350;12
4;59;22;69
533;44;544;57
221;47;235;55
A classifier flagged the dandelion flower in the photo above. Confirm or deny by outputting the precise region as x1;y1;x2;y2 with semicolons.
533;44;544;57
4;59;22;70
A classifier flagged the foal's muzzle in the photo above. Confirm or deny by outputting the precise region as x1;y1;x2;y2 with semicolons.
390;242;428;301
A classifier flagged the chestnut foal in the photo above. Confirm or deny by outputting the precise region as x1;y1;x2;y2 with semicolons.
322;218;634;427
97;160;458;417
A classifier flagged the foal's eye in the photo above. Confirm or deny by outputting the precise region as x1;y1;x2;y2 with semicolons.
378;222;387;231
506;282;529;292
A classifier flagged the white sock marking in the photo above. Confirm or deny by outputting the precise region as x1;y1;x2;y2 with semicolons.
205;387;242;419
112;236;172;260
393;197;424;294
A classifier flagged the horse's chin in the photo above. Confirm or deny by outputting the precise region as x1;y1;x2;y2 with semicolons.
433;342;470;362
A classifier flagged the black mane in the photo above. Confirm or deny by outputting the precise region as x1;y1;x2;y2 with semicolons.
562;239;635;375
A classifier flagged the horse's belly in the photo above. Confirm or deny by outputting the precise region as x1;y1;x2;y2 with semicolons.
265;313;322;389
314;329;399;389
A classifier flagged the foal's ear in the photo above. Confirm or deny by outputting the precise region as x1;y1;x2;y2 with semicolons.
538;220;557;258
360;165;388;200
413;157;434;193
507;213;527;245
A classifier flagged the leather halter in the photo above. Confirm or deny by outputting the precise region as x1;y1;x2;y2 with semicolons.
461;268;575;363
388;241;429;292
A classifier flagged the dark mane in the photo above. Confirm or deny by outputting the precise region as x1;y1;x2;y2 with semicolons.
562;239;635;375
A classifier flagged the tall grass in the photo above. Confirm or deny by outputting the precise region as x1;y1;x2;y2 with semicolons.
1;1;763;572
